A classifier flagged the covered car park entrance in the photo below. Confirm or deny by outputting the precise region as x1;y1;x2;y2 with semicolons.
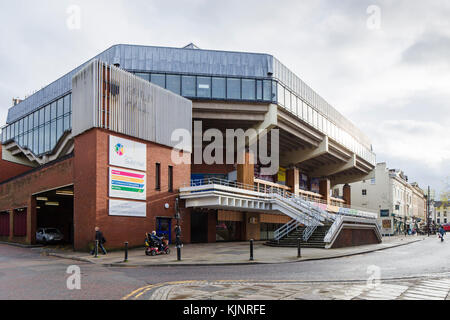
34;185;74;246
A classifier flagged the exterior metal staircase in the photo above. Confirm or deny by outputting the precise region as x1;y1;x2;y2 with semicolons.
266;225;332;248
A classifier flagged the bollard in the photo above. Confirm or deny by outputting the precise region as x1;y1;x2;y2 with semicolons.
124;242;129;262
94;240;99;258
297;237;302;258
249;239;254;261
177;246;181;261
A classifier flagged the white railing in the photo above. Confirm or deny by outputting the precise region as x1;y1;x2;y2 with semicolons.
274;220;301;241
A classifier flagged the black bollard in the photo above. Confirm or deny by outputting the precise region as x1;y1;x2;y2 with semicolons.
124;242;129;262
177;246;181;261
94;240;99;258
250;239;254;261
297;237;302;258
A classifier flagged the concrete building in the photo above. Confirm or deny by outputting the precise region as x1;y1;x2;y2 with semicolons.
0;44;381;250
333;163;426;234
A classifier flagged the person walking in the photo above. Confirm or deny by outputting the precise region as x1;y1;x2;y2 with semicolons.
91;226;107;255
439;225;446;242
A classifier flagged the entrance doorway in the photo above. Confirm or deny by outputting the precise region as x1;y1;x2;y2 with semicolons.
34;186;74;246
191;210;209;243
156;217;172;244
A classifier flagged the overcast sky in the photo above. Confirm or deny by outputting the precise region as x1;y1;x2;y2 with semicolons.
0;0;449;196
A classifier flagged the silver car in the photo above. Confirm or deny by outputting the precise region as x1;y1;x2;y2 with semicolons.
36;228;64;244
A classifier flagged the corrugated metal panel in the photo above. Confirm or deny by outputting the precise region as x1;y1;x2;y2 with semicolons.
72;60;192;152
7;44;272;123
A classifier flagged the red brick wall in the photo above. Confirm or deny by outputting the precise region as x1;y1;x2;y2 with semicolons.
331;227;380;248
0;157;74;244
0;144;34;183
73;128;191;250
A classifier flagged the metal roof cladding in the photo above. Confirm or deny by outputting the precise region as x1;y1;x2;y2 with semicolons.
6;44;274;124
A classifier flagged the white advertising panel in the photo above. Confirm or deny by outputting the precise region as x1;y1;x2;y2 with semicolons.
109;167;146;201
109;135;147;171
109;199;146;217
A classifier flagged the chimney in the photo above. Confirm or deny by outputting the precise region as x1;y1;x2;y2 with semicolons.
12;98;22;106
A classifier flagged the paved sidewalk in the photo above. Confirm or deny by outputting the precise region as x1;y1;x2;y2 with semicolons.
125;276;450;300
35;235;425;267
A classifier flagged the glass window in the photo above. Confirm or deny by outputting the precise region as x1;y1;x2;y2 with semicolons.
263;80;272;101
227;78;241;99
150;74;166;88
212;77;226;99
57;117;63;140
39;108;45;126
135;73;149;81
64;95;71;114
19;119;23;136
44;105;50;123
166;75;181;95
44;123;50;152
50;121;56;150
38;126;44;154
197;77;211;98
28;132;33;151
57;99;64;117
182;76;196;97
50;102;57;120
33;111;39;128
23;117;28;133
33;129;38;154
64;114;70;131
28;114;33;131
271;81;277;102
256;80;263;100
242;79;255;100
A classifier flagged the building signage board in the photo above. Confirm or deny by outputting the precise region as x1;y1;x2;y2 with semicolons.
379;217;394;235
109;135;147;171
109;199;146;217
109;167;146;201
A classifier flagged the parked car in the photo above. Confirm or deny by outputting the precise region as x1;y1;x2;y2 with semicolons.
36;228;64;244
442;223;450;232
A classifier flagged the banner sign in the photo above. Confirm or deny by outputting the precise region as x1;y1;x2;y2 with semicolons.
109;167;146;200
109;135;147;171
109;199;146;217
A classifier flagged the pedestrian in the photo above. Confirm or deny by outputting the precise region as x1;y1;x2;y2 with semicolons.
175;224;183;248
91;226;107;255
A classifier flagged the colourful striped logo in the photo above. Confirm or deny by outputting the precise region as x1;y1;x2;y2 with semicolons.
111;169;145;193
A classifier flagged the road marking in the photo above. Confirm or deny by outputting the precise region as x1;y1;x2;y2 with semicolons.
402;293;442;300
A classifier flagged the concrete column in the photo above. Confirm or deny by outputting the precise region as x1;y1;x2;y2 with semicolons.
343;184;351;206
319;179;331;205
286;167;299;195
237;151;255;187
27;197;37;244
207;211;217;243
